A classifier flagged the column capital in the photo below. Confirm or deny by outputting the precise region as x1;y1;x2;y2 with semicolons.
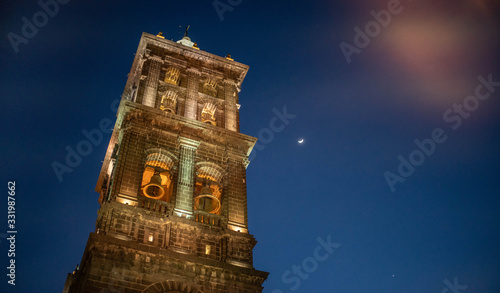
223;79;237;86
178;137;200;149
186;67;201;76
147;55;163;63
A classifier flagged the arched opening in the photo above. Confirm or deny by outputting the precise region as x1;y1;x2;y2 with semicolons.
201;102;217;126
193;164;224;215
202;78;217;96
141;280;207;293
160;91;178;114
141;152;174;202
194;176;222;214
164;66;181;85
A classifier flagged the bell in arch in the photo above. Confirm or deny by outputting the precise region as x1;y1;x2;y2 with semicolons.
195;182;221;214
143;169;165;199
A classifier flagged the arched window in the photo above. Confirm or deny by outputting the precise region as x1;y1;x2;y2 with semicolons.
141;150;175;202
203;78;217;97
164;67;181;85
194;163;224;215
201;102;217;125
142;280;206;293
160;90;178;114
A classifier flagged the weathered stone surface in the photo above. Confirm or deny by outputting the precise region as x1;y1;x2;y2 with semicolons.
64;32;267;293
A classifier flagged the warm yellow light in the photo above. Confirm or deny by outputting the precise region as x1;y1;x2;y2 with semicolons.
227;224;248;233
116;197;137;206
148;233;154;242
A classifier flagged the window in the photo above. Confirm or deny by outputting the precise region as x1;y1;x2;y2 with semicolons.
193;163;224;215
203;78;217;96
160;90;178;114
201;102;217;125
164;67;181;85
141;151;174;202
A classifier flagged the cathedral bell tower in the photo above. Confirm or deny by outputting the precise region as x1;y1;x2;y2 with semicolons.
63;30;268;293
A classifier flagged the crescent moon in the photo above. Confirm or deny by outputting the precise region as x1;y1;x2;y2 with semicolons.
298;139;304;144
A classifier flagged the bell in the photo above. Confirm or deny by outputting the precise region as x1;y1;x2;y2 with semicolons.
200;185;213;196
143;173;165;199
195;184;221;213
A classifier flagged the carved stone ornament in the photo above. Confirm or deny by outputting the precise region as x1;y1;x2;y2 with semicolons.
203;78;218;97
164;67;181;85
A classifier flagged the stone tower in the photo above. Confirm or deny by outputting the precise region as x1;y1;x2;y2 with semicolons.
63;31;268;293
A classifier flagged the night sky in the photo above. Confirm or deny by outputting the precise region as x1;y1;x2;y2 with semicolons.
1;0;500;292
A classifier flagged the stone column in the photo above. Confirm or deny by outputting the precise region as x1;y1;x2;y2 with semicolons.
226;151;248;233
184;68;201;120
224;79;238;131
173;137;200;218
142;56;163;108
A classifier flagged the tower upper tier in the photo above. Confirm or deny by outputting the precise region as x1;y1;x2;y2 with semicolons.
122;32;249;132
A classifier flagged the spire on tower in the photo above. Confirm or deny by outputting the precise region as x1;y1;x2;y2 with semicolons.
177;25;195;48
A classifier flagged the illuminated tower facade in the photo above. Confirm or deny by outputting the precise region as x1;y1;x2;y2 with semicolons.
63;31;268;293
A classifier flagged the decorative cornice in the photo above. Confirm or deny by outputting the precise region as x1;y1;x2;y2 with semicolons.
86;233;269;286
178;136;201;149
186;67;201;76
120;101;256;156
140;33;249;85
148;55;163;63
163;55;188;68
223;79;237;86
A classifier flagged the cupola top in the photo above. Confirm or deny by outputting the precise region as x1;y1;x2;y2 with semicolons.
176;25;195;48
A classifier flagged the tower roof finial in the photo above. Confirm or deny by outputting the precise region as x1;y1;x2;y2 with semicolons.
177;25;196;48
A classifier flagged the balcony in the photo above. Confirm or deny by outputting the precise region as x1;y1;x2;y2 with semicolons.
194;210;222;227
139;196;171;215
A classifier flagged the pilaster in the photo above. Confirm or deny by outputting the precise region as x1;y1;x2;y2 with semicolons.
224;79;238;131
173;137;201;218
142;55;163;108
226;150;249;233
184;68;201;120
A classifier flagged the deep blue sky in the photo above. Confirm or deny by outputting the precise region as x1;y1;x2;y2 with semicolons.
1;0;499;292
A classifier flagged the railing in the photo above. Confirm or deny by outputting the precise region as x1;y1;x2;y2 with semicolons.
194;210;222;227
137;197;223;226
139;197;171;215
